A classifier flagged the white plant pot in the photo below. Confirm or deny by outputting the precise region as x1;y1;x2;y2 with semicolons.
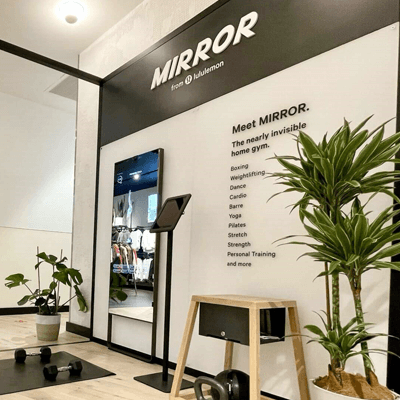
310;379;400;400
311;381;357;400
35;314;61;341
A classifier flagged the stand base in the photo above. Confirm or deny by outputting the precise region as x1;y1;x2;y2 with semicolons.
134;372;193;393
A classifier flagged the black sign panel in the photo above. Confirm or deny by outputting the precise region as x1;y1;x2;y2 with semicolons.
101;0;398;146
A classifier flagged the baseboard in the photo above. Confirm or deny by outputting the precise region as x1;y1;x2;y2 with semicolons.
0;306;69;316
91;337;290;400
66;322;91;338
91;337;107;346
260;391;291;400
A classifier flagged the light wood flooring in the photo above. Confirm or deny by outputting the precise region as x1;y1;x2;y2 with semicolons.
0;314;197;399
0;341;197;399
0;313;89;351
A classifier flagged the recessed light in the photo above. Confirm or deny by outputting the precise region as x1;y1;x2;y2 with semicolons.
58;1;85;24
129;170;142;181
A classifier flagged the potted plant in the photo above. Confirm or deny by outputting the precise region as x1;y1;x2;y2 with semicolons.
5;251;88;341
269;118;400;399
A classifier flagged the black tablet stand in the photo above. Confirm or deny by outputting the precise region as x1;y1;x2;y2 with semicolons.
134;194;193;393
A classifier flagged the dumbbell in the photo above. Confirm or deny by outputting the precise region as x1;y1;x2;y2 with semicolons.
14;347;52;363
43;360;83;380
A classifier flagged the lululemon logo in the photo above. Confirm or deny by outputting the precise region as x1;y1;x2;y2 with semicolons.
185;75;193;85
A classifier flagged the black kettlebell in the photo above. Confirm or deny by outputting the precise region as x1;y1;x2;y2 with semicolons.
194;369;249;400
194;376;228;400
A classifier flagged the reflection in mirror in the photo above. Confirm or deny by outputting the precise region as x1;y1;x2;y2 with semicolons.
109;149;163;324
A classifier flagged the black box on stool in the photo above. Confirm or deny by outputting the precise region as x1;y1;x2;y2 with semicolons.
199;303;286;345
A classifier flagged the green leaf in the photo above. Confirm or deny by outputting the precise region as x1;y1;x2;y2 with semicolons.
17;295;32;306
276;157;305;177
354;214;367;254
116;290;128;301
67;268;83;285
5;274;30;288
321;158;334;186
304;324;325;337
74;285;88;312
369;261;400;272
298;131;322;161
350;116;374;135
56;264;67;271
34;261;43;270
334;224;352;258
5;273;25;282
350;127;384;172
336;130;369;178
370;242;400;262
347;180;361;188
35;297;46;306
52;271;70;286
37;252;50;262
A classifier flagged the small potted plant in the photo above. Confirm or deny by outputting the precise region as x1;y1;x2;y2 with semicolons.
5;251;88;341
269;118;400;399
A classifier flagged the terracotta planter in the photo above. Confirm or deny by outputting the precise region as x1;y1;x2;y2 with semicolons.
35;314;61;341
310;380;399;400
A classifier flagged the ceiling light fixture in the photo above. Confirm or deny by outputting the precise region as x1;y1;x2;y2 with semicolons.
130;171;142;181
58;1;85;24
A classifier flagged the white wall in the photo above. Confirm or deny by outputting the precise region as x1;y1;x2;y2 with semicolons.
73;0;399;398
0;91;75;310
0;92;75;233
92;25;398;400
0;227;72;308
71;0;217;328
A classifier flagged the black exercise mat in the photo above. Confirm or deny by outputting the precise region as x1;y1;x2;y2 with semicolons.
0;351;115;395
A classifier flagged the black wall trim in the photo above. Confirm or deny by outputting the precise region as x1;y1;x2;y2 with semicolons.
386;8;400;390
0;306;69;316
100;0;399;146
91;337;290;400
0;39;103;86
66;322;91;338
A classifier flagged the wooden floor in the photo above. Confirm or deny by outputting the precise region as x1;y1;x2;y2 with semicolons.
0;341;196;399
0;313;89;351
0;314;196;399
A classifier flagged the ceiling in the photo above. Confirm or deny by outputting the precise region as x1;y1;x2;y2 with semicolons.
0;0;145;113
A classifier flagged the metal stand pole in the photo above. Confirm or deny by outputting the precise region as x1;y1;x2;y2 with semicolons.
162;230;173;381
134;230;192;393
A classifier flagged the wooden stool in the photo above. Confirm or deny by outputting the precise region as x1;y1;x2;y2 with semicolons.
170;294;310;400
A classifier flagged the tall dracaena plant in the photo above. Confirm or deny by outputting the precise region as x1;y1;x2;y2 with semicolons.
269;117;400;379
283;200;400;379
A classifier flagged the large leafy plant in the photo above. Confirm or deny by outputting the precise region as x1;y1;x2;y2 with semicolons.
5;251;88;315
269;117;400;385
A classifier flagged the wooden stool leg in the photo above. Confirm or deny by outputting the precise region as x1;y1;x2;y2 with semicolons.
170;300;200;399
224;341;234;370
288;306;310;400
249;307;260;400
